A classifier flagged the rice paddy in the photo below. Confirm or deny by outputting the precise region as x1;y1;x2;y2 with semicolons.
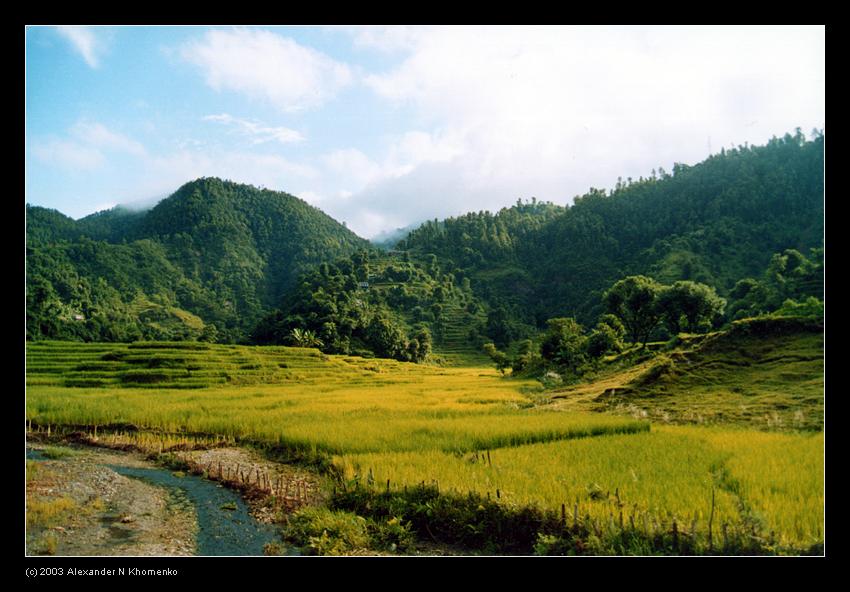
25;339;825;554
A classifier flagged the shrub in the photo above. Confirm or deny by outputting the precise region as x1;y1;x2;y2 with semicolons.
283;507;371;556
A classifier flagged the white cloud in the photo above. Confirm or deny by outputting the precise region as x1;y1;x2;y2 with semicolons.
70;121;147;156
54;26;103;68
203;113;304;144
181;28;353;112
322;148;384;187
31;139;105;171
338;25;825;237
31;121;147;172
135;148;319;206
343;25;430;53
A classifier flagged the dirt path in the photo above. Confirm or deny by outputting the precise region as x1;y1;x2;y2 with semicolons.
26;444;196;556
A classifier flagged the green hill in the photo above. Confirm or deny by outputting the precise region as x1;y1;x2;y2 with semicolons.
399;131;824;336
26;178;368;343
27;132;824;357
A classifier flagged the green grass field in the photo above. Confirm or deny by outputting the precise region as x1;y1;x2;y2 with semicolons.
25;327;824;554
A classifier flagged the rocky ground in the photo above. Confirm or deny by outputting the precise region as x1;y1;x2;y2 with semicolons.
26;443;197;556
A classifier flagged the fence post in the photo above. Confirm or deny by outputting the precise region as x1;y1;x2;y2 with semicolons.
708;487;716;552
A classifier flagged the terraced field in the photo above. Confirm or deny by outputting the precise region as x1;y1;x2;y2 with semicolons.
26;342;647;454
25;328;824;554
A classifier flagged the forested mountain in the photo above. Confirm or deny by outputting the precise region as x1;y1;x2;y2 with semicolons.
398;130;824;334
26;178;368;342
27;131;824;353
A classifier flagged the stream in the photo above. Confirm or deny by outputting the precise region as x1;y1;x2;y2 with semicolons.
27;446;297;556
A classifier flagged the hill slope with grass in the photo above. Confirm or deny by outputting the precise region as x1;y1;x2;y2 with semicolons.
547;315;824;431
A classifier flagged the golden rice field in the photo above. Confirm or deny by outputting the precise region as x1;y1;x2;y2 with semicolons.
334;427;824;551
26;342;647;453
25;341;824;552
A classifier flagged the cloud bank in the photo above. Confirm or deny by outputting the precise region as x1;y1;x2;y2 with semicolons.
323;25;825;237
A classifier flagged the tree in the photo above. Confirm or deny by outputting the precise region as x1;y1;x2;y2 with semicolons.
539;317;587;372
289;327;324;348
511;339;536;373
406;325;432;363
586;323;623;358
596;313;626;340
364;315;408;361
486;305;522;348
483;342;511;374
603;276;664;346
657;281;726;334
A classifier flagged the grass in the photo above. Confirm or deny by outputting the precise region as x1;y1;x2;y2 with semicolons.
27;497;79;528
27;342;646;454
550;319;824;431
25;325;824;554
40;445;77;460
332;426;823;552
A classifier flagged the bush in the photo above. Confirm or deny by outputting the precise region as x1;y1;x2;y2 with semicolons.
771;297;824;320
282;506;415;555
284;507;371;556
367;516;415;553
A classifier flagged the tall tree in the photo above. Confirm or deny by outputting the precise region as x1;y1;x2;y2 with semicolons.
657;280;726;334
603;276;664;346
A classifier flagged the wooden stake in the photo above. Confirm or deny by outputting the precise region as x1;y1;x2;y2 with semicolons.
708;486;716;552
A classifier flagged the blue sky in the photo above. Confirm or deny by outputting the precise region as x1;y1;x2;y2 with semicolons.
25;25;825;238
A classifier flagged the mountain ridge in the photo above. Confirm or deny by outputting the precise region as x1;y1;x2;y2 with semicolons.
26;131;824;349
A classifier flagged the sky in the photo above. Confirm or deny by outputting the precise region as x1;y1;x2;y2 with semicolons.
25;25;825;239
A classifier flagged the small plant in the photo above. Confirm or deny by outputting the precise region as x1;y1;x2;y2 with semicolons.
368;516;415;553
284;507;371;556
263;541;286;555
40;446;75;460
533;532;575;556
38;533;59;555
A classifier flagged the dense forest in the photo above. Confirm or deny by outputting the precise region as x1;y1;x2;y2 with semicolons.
398;130;824;335
26;131;824;360
26;178;368;342
251;250;481;361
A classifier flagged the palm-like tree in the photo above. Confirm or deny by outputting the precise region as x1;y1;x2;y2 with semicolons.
289;327;324;348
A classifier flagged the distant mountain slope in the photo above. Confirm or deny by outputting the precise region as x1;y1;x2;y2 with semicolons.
26;178;369;342
399;131;824;332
